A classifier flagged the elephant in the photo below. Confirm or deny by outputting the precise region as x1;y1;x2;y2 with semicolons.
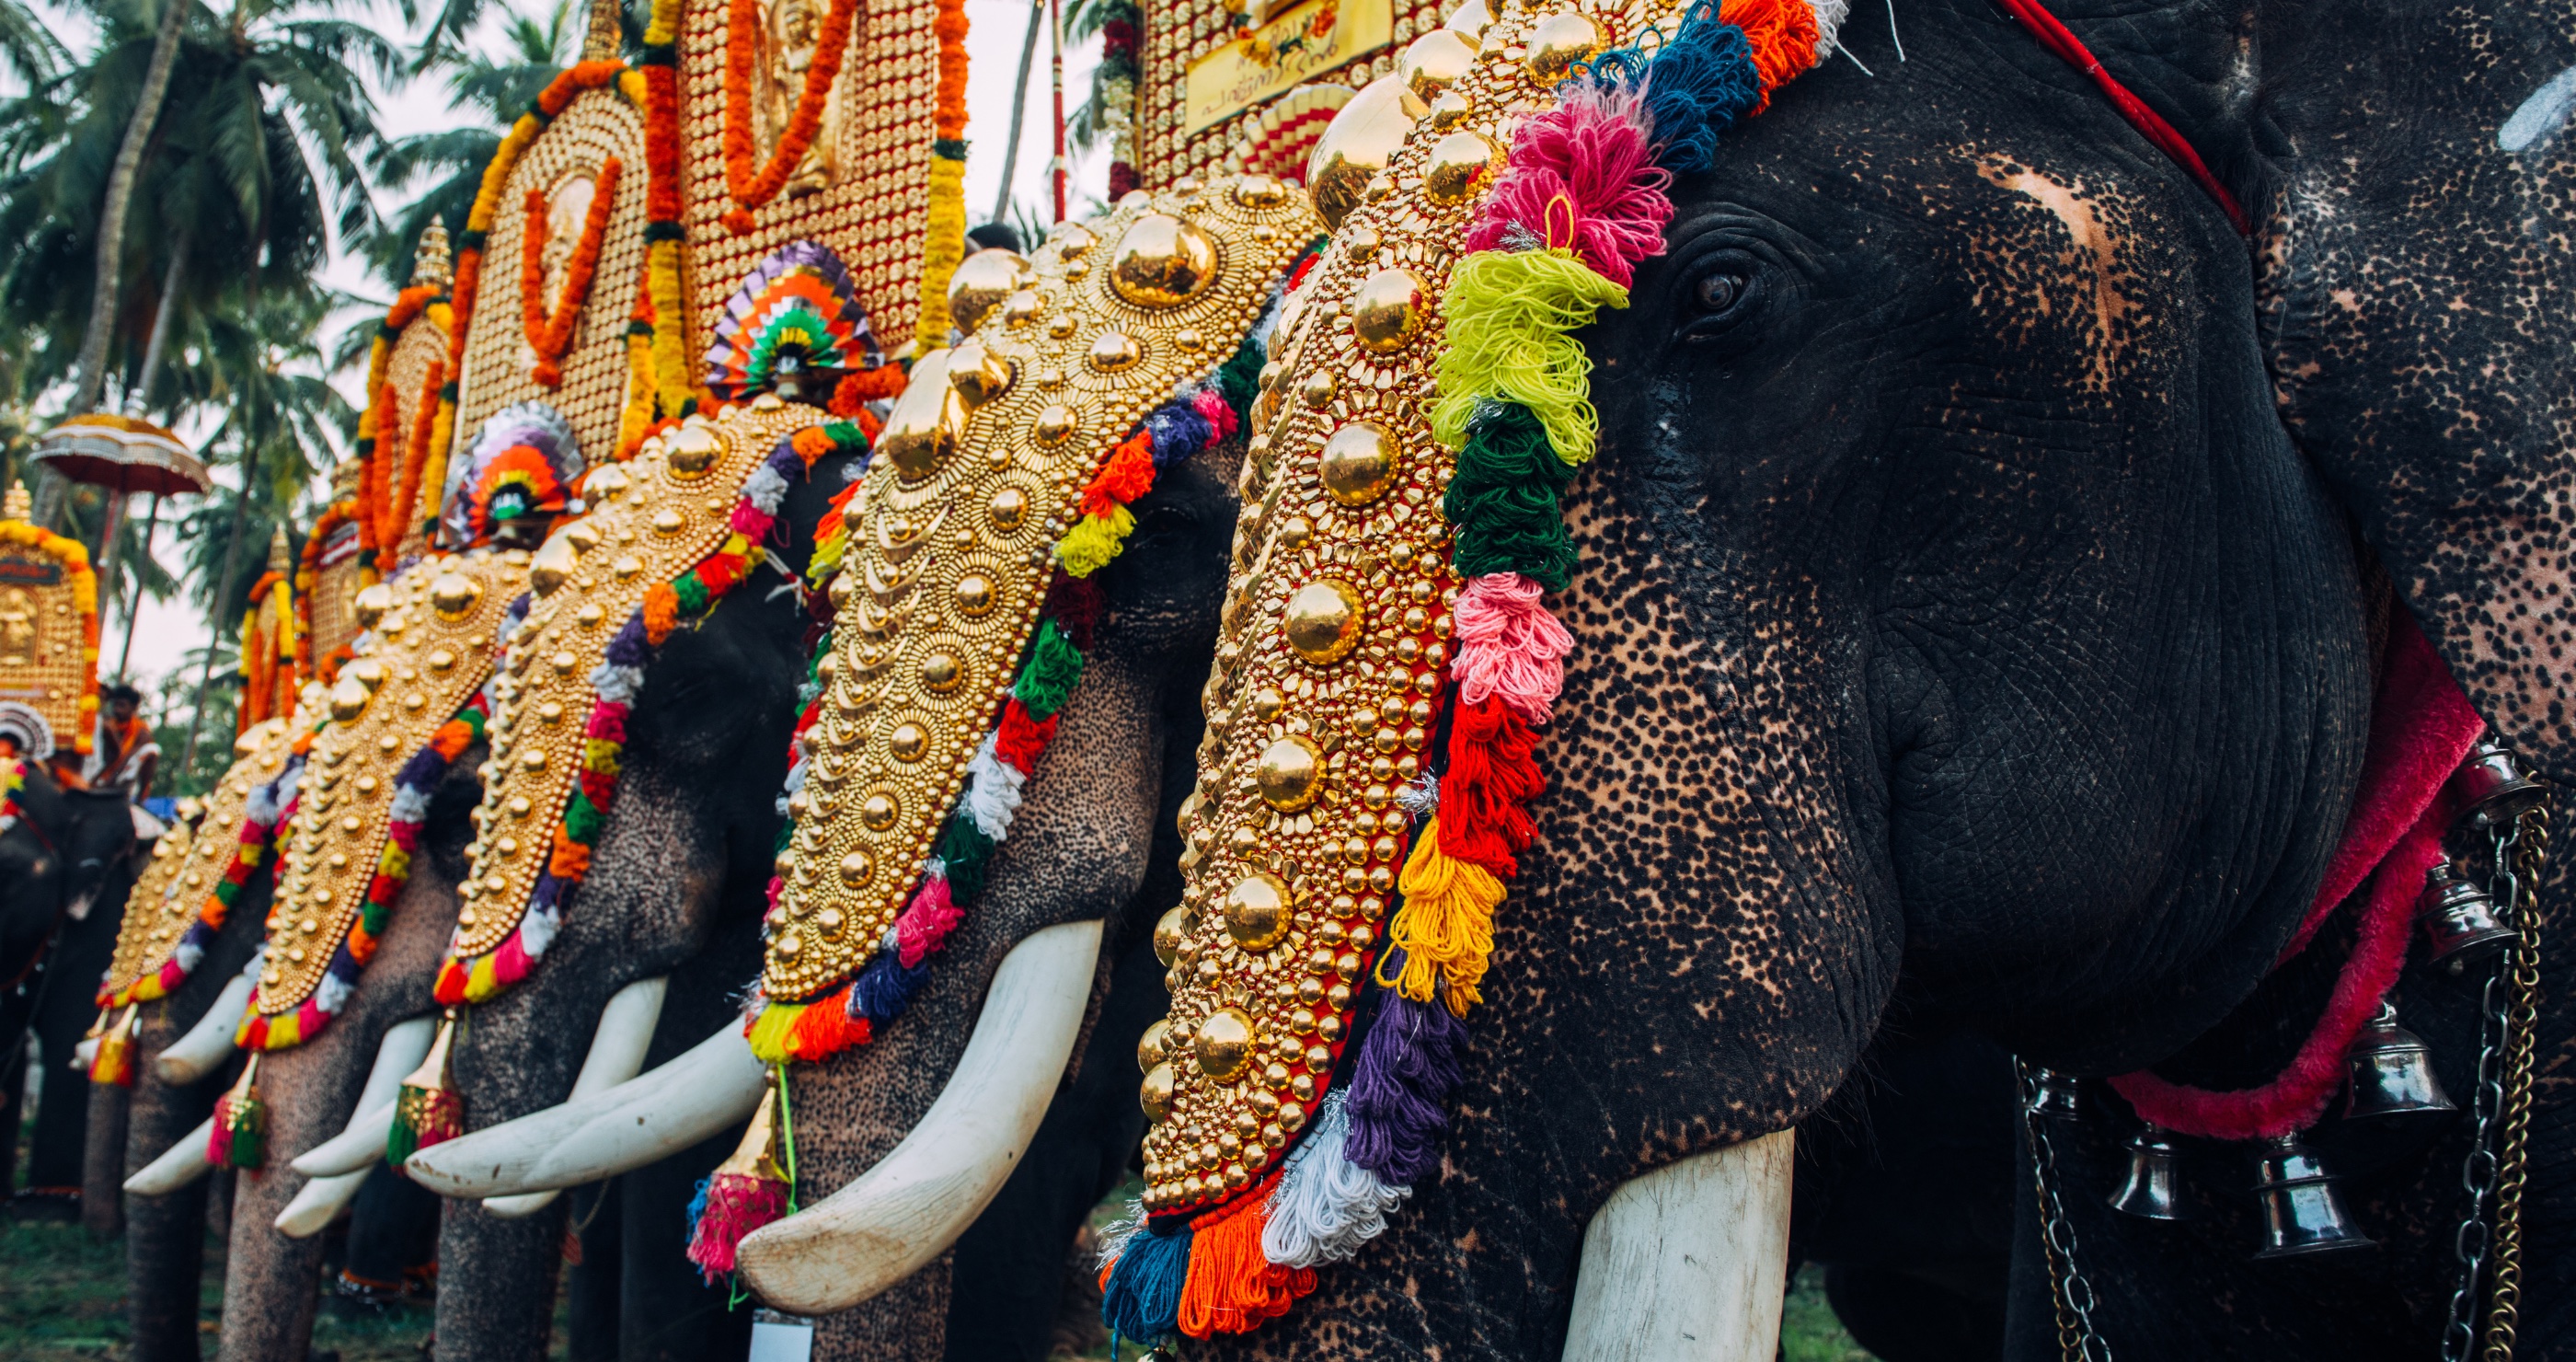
1;756;144;1215
649;0;2576;1354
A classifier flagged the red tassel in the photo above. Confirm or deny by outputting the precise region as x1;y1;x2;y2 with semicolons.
684;1071;792;1282
1438;698;1544;877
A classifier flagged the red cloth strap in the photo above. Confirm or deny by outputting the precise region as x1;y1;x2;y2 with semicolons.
1989;0;2253;235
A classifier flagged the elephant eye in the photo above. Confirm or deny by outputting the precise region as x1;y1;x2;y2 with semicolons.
1693;271;1744;314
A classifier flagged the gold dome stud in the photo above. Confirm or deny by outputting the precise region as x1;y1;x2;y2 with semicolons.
889;721;929;761
837;850;873;888
1033;404;1080;447
1422;131;1501;205
1427;89;1474;133
1138;1019;1170;1073
528;530;580;596
921;652;963;693
663;424;723;479
1351;269;1430;355
861;791;899;830
650;507;686;536
953;574;997;616
1194;1007;1258;1081
1524;10;1603;85
946;337;1016;410
878;349;964;480
1087;330;1144;374
990;488;1029;531
1222;871;1294;951
429;571;484;621
1399;28;1477;100
352;583;395;629
1298;368;1338;410
1284;579;1364;664
1051;222;1098;257
345;657;388;692
1153;905;1191;965
946;248;1032;333
1001;288;1045;329
1317;421;1401;505
588;466;633;499
1257;736;1325;813
1233;175;1289;210
1141;1061;1176;1122
328;676;373;724
1305;75;1429;230
1109;213;1223;309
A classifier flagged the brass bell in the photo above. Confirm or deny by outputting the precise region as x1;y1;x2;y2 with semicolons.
2448;733;2547;830
2416;860;2514;970
2249;1134;2373;1258
2342;1002;2455;1120
2027;1068;2081;1122
2107;1125;2192;1220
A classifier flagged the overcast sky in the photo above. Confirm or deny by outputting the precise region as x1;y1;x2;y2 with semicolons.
103;0;1110;700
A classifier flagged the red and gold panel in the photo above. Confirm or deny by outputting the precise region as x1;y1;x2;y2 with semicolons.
1137;0;1448;187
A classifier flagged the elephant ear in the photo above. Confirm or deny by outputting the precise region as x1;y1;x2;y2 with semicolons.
2257;0;2576;775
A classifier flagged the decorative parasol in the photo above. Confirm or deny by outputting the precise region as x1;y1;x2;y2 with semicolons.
30;412;214;679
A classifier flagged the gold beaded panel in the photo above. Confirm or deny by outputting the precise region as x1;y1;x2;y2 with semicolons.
96;714;303;999
761;176;1323;1001
254;552;524;1015
679;0;939;355
1136;0;1449;188
454;88;651;479
0;546;87;743
309;517;368;667
453;398;818;957
385;309;454;567
1138;0;1649;1216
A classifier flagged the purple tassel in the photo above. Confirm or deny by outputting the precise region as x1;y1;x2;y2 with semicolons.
1342;981;1466;1187
849;950;932;1023
1145;400;1213;467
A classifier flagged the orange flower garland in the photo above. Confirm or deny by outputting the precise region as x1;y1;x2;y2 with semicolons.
353;286;444;570
719;0;858;234
519;157;625;387
396;360;446;548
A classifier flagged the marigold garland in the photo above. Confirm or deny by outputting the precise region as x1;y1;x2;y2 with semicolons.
911;0;972;341
521;157;625;387
236;569;298;732
0;521;98;755
719;0;859;234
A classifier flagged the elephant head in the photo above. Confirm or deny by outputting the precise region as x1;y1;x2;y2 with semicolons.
0;755;142;971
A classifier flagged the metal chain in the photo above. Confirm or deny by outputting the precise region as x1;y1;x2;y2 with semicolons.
2018;1061;2114;1362
2485;804;2549;1361
2441;798;2551;1362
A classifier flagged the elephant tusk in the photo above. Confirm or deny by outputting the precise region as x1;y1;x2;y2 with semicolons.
287;1015;439;1178
274;1015;446;1236
474;975;670;1218
152;972;258;1085
408;1007;762;1198
1558;1129;1797;1362
123;1116;215;1195
733;919;1104;1314
73;1036;98;1071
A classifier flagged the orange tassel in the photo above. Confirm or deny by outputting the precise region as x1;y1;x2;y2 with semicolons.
1176;1179;1314;1337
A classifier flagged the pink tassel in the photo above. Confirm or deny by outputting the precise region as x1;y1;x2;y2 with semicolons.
895;874;962;968
1192;387;1238;442
684;1173;788;1280
730;502;776;538
1463;81;1672;288
493;934;533;986
1451;573;1575;724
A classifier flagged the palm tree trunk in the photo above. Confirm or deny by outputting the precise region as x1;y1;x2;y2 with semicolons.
992;0;1044;225
178;433;256;781
69;0;190;415
130;238;189;418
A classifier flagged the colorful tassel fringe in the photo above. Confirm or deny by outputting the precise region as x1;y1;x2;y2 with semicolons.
86;1004;137;1087
683;1066;794;1282
387;1010;466;1167
208;1053;267;1171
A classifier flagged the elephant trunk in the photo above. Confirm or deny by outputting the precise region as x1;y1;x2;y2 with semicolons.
81;1080;131;1238
733;919;1104;1314
121;1000;230;1362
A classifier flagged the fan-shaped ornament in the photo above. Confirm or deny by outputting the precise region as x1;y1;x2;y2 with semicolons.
704;241;878;401
447;404;585;547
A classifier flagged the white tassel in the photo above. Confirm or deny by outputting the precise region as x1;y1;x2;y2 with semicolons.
960;732;1026;840
1260;1091;1409;1268
1095;1196;1148;1269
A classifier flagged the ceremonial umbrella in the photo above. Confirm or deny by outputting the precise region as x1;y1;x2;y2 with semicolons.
29;412;213;676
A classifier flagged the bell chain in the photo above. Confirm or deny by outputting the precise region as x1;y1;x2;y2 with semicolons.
2442;801;2549;1362
2018;1061;2114;1362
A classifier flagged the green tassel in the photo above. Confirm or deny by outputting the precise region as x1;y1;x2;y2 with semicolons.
387;1010;466;1170
1444;400;1581;591
1013;619;1087;720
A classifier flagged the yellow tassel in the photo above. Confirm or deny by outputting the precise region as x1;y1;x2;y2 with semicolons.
1053;506;1134;579
1385;817;1503;1015
1430;248;1628;466
744;1002;807;1064
913;156;970;344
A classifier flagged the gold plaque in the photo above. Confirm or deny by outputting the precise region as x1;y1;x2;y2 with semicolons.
1182;0;1395;137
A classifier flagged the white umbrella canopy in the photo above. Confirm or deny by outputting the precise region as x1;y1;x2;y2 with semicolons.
29;413;211;498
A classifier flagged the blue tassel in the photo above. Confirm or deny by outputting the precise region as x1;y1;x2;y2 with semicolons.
1145;400;1214;468
1100;1223;1192;1344
683;1175;713;1237
1583;1;1765;173
850;951;933;1024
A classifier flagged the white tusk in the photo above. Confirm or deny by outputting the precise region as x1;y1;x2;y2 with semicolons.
408;1012;761;1198
124;1117;215;1195
734;919;1104;1314
1559;1129;1797;1362
273;1015;445;1238
73;1036;98;1071
153;972;257;1085
474;975;669;1218
288;1015;438;1178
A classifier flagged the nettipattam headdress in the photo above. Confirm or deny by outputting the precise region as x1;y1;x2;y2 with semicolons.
705;241;880;400
451;403;584;545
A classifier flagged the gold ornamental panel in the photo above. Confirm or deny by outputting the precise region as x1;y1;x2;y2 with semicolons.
98;716;309;1002
1139;0;1599;1215
0;548;89;744
255;551;524;1015
384;308;455;567
308;515;369;666
1137;0;1449;187
679;0;939;355
454;397;822;957
761;176;1324;1001
454;87;650;481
